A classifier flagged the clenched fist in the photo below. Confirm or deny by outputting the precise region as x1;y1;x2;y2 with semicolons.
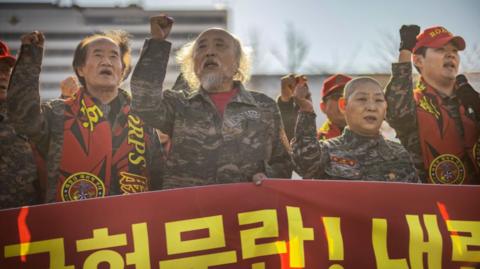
293;78;313;112
280;74;296;101
150;15;174;40
399;25;420;52
60;75;79;98
21;31;45;48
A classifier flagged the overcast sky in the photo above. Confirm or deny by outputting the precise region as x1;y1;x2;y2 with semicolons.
11;0;480;74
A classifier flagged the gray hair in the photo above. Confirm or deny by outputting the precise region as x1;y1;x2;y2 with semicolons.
175;28;251;90
343;77;383;102
73;30;132;88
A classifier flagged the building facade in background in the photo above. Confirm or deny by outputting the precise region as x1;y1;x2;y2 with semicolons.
0;2;227;99
1;2;478;127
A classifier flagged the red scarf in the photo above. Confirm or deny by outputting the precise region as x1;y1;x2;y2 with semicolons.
57;89;150;201
414;79;479;184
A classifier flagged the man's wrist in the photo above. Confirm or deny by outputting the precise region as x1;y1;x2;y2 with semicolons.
398;50;412;63
279;95;292;102
299;107;314;113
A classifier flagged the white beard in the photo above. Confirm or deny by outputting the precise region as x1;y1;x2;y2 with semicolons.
200;72;225;92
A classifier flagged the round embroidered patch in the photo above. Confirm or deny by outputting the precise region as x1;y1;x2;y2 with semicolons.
473;142;480;168
61;172;106;201
429;154;465;184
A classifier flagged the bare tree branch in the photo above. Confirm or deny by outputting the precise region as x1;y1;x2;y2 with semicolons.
270;22;310;73
369;29;399;73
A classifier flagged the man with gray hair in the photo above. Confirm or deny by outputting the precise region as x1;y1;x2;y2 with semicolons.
292;76;419;182
7;30;162;203
131;15;292;188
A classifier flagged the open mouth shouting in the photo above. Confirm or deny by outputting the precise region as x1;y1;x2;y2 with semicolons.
443;61;457;72
99;68;113;77
363;115;378;124
203;59;219;70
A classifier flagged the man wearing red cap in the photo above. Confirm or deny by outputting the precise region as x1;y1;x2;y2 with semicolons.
317;74;351;140
385;25;480;184
0;40;39;208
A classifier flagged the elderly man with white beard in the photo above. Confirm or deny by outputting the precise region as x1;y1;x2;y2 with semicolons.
131;15;292;188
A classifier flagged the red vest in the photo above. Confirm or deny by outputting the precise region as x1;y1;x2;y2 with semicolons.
56;89;151;201
414;80;479;184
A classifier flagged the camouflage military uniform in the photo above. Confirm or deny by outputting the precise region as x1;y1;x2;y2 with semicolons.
7;44;163;203
277;97;298;141
131;39;292;189
385;63;479;184
0;103;39;209
292;112;419;182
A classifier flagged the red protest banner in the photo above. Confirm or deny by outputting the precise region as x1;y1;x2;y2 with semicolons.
0;180;479;268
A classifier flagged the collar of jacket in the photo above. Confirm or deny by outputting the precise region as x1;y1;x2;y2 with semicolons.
186;81;259;108
418;77;458;101
342;127;388;151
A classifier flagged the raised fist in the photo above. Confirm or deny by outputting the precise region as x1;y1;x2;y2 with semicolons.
150;15;174;40
280;74;296;101
293;78;313;112
60;75;79;99
20;31;45;48
399;25;420;52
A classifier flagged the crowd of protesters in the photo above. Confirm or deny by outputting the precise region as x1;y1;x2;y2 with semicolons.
0;13;478;209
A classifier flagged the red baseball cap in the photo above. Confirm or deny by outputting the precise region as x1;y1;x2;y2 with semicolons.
0;40;16;67
321;74;352;101
412;26;465;53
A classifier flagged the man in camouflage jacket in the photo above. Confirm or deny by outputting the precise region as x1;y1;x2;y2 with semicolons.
292;77;419;182
131;15;292;189
0;40;39;209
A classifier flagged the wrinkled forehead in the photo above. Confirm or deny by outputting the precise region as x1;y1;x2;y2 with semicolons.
195;29;235;46
347;82;384;99
85;37;120;53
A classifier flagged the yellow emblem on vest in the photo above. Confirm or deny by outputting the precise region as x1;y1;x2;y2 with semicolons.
419;96;440;119
429;154;465;184
473;142;480;168
61;172;106;201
